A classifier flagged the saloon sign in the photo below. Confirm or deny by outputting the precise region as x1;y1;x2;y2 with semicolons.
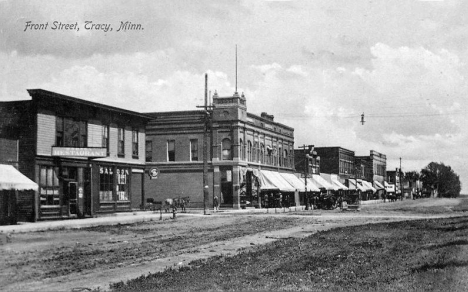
51;147;107;157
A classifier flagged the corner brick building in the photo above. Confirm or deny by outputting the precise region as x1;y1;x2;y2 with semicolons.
144;91;296;209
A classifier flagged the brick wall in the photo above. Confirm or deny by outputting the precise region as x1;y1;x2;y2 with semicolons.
145;170;214;208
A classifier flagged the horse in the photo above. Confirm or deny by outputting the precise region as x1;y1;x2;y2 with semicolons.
164;198;176;213
386;193;397;202
164;197;190;213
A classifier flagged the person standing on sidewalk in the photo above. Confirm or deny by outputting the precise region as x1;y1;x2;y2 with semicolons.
213;195;219;211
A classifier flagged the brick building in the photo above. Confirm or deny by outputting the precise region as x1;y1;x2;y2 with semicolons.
145;91;296;209
0;89;150;221
314;147;355;184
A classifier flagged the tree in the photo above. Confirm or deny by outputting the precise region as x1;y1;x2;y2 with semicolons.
404;170;420;191
420;162;462;198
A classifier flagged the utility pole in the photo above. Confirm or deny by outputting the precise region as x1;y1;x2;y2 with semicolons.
399;157;403;201
299;144;314;210
203;74;209;214
197;74;215;215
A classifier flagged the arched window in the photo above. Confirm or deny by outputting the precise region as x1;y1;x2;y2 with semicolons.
239;139;244;160
248;141;252;162
279;147;282;167
284;149;288;167
273;147;277;166
260;143;264;164
253;142;258;162
222;138;232;160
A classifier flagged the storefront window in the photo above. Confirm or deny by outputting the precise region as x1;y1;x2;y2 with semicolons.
99;166;113;201
39;166;59;205
117;168;129;201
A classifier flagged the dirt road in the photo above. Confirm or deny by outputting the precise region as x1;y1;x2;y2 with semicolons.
1;198;465;291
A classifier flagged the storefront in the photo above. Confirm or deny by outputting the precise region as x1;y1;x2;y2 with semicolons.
0;164;38;225
1;89;149;221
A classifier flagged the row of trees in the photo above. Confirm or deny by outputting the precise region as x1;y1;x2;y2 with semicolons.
404;162;462;198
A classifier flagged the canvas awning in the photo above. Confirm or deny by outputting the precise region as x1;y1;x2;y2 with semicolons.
347;179;366;191
330;174;348;190
260;170;295;192
280;173;320;192
319;173;343;191
0;164;38;191
311;174;335;191
374;180;385;190
361;180;376;193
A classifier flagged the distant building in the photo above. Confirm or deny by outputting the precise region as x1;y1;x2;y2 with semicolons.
355;150;386;184
145;91;296;209
0;89;150;221
314;146;355;184
386;169;402;195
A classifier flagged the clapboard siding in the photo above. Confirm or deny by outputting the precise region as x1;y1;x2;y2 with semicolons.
36;113;55;156
88;123;103;148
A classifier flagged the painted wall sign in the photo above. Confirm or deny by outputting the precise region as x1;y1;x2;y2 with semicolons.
51;147;107;157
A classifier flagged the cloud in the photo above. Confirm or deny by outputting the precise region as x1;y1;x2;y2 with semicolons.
39;65;235;113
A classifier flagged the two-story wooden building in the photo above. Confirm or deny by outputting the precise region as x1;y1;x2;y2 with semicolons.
0;89;150;220
145;91;297;209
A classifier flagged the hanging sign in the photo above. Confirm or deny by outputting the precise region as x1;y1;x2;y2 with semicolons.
148;167;160;180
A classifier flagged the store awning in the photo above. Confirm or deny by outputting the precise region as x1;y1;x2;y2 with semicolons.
279;173;304;191
0;164;38;191
311;174;335;191
361;180;377;193
258;170;279;191
260;170;295;192
330;174;348;190
280;173;320;192
347;179;366;191
374;181;385;190
320;173;347;191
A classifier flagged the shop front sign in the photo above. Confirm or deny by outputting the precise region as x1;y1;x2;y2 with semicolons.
52;147;107;157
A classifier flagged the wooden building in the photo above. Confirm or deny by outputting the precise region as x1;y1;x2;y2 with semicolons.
0;89;150;220
145;91;296;209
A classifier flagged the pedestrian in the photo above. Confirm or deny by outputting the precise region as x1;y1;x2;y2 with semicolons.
278;192;283;208
213;195;219;211
263;193;268;208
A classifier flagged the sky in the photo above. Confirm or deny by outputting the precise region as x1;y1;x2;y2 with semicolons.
1;0;467;192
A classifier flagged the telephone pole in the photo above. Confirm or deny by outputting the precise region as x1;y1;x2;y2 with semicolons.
399;157;403;201
197;73;214;215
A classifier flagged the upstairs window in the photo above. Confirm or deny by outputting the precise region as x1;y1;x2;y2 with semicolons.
145;140;152;162
102;125;109;148
222;138;232;160
168;140;175;161
118;127;125;156
190;139;199;161
132;130;139;158
56;117;87;147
